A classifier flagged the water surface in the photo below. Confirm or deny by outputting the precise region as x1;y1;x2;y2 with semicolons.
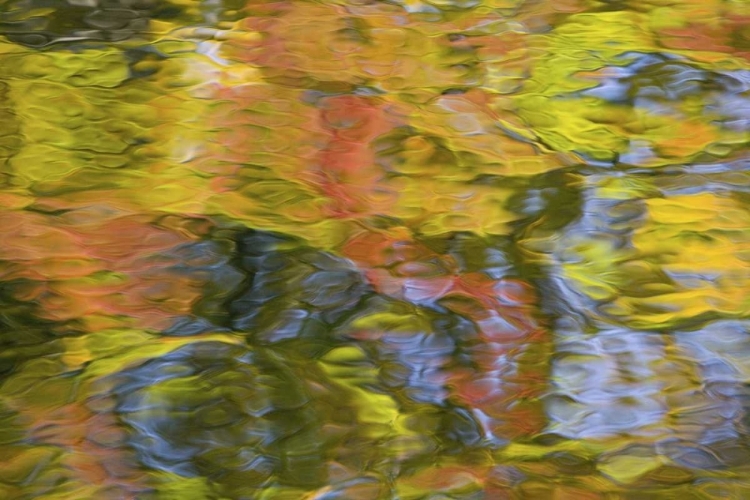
1;0;750;498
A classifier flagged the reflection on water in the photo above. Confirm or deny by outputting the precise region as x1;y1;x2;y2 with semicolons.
0;0;749;498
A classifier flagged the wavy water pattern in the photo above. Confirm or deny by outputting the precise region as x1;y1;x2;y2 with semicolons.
0;0;749;498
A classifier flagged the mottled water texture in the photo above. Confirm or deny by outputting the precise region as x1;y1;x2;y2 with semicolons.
1;0;750;498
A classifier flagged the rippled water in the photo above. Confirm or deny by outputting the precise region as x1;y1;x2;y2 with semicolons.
1;0;749;498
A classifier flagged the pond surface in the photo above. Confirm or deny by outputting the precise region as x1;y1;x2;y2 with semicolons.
1;0;750;498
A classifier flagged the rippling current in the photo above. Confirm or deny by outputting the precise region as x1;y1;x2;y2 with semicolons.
0;1;749;498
